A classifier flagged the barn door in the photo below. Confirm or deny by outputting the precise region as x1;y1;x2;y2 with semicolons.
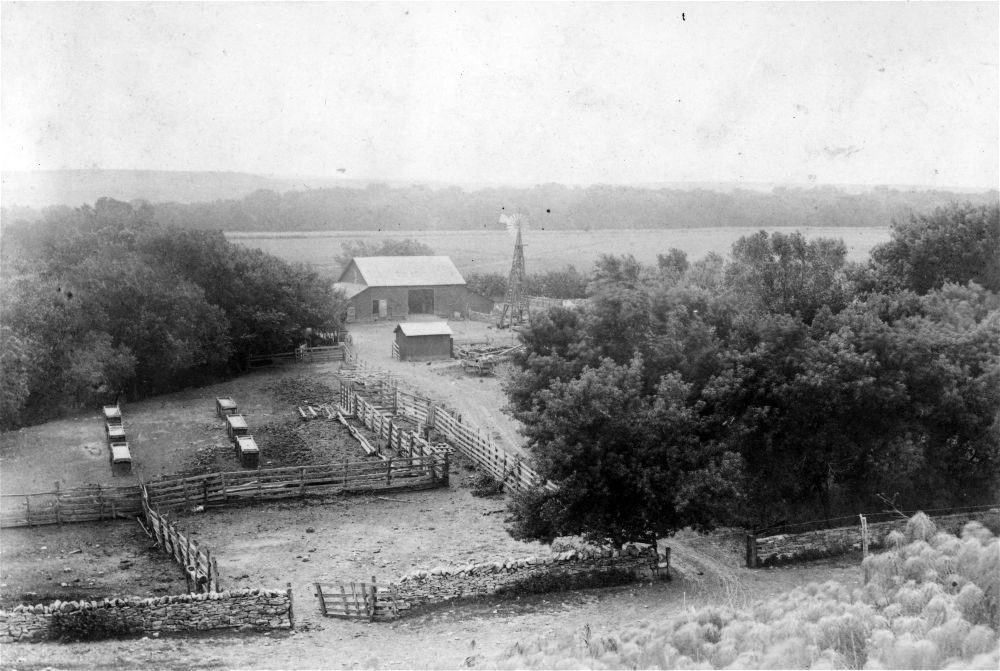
408;289;434;314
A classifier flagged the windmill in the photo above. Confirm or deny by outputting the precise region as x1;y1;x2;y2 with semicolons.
497;211;529;329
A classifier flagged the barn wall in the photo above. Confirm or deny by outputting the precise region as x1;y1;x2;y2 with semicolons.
346;286;493;323
397;334;453;361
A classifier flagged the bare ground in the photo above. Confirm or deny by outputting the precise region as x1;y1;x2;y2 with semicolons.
0;343;866;669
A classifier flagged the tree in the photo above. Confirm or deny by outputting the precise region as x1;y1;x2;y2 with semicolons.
726;231;849;322
867;203;1000;293
507;357;742;547
335;238;436;267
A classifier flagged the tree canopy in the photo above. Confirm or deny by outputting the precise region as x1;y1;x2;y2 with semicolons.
0;198;343;427
504;204;1000;544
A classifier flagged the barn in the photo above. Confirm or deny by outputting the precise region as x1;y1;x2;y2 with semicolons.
393;322;454;361
334;256;493;322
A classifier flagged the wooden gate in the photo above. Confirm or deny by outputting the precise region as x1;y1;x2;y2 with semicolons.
314;579;399;621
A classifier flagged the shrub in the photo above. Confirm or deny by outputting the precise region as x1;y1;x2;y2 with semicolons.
494;525;1000;669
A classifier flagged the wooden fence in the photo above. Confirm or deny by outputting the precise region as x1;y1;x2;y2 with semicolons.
0;484;143;528
336;370;553;494
140;487;220;593
142;457;447;511
249;345;346;367
314;579;399;621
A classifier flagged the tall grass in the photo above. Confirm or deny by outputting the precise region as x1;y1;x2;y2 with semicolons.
495;515;999;669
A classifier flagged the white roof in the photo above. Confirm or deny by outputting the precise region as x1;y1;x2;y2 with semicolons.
333;282;368;298
395;321;453;336
103;405;121;420
344;256;466;287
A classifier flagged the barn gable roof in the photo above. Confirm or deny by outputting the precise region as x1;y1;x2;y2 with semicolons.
340;256;466;287
394;322;453;336
333;282;368;298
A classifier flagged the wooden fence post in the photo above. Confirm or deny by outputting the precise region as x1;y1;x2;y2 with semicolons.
212;555;220;592
54;481;62;526
859;514;869;559
315;583;328;616
745;533;758;568
286;582;295;629
24;495;31;528
257;464;263;503
221;471;228;503
386;458;393;486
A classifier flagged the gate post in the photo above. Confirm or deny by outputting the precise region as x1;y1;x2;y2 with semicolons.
745;533;758;568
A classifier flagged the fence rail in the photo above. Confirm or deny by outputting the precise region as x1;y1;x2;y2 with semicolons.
335;366;553;494
0;485;143;528
142;456;446;511
249;345;346;367
140;487;220;593
315;580;398;621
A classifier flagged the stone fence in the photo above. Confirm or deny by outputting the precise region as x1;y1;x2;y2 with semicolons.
0;587;292;644
747;508;1000;567
376;545;666;619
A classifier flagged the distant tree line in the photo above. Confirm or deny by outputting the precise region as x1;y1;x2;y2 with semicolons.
504;203;1000;548
5;183;996;233
0;198;343;429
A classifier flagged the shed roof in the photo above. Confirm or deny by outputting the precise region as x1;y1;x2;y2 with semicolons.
333;282;368;298
394;321;453;337
343;256;466;287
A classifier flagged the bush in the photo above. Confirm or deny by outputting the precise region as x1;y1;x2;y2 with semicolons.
494;526;1000;669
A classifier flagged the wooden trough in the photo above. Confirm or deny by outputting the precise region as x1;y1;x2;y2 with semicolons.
109;442;132;476
234;435;260;468
216;397;238;418
105;422;126;443
225;414;249;442
102;404;122;426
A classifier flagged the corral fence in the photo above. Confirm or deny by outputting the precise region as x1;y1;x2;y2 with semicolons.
142;458;448;512
745;504;1000;568
1;456;448;529
0;484;142;528
314;579;400;621
335;368;554;494
249;345;346;368
139;485;220;593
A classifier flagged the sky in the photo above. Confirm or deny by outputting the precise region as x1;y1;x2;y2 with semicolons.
2;2;998;189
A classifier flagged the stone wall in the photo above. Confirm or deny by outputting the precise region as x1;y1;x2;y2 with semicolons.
0;587;291;643
387;545;667;617
751;509;999;567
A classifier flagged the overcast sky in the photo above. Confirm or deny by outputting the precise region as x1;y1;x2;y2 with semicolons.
2;2;997;188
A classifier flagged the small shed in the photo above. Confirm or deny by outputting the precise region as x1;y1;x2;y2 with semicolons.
226;414;249;442
235;435;260;468
393;322;454;361
109;442;132;476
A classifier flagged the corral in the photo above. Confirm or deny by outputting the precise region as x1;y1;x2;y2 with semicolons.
0;323;900;665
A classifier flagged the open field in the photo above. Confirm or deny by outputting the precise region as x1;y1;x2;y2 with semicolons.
1;344;866;668
227;227;891;277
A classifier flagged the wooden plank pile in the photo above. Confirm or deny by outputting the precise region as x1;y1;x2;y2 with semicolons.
456;343;524;375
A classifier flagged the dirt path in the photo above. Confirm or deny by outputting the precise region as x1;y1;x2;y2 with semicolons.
347;318;528;457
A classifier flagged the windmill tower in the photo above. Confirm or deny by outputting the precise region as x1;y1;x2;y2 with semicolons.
497;211;529;329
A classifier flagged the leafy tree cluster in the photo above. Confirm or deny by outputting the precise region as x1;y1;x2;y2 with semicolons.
504;204;1000;547
7;183;995;234
333;237;436;267
0;198;343;428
